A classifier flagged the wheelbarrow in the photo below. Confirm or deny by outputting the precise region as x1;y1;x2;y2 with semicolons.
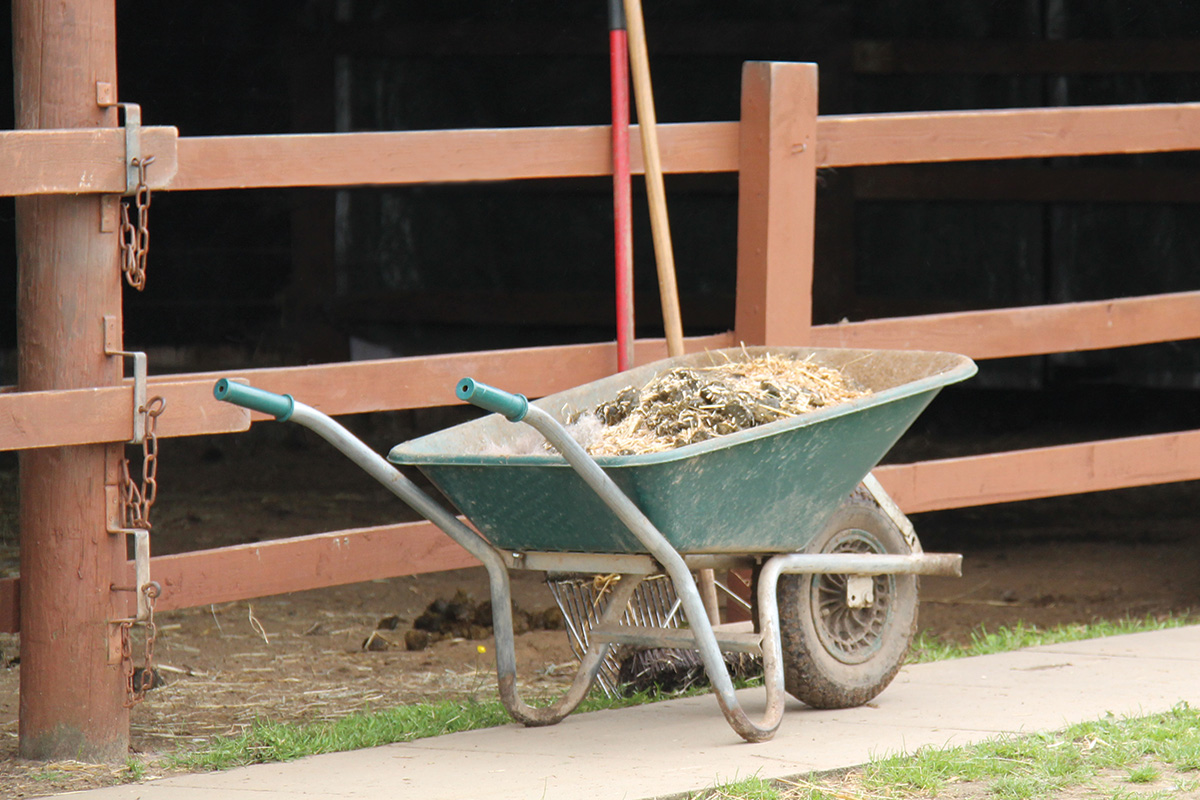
213;346;975;742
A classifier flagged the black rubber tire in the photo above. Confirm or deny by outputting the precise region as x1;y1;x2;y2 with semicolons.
778;490;919;709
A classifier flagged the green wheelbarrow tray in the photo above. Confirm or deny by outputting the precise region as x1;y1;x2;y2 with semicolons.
388;346;977;555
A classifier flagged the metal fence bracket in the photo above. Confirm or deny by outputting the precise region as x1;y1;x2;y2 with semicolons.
105;315;148;445
97;88;144;197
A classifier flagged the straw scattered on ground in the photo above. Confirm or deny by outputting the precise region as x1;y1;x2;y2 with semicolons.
579;353;870;456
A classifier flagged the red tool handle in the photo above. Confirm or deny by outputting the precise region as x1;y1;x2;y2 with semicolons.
610;0;634;371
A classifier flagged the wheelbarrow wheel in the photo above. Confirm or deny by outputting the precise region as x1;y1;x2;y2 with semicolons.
777;489;918;709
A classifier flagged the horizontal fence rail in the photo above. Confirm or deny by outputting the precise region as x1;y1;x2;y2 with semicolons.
816;102;1200;167
0;125;177;195
0;335;733;451
4;102;1200;193
167;123;739;190
809;291;1200;360
876;429;1200;514
165;102;1200;190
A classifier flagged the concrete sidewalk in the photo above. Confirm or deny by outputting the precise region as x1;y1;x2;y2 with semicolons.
62;626;1200;800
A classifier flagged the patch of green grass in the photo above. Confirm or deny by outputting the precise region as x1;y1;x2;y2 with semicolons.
697;704;1200;800
1173;774;1200;793
31;769;67;782
861;731;1090;798
124;756;147;782
1127;764;1161;784
173;699;513;770
685;775;779;799
908;614;1196;664
777;703;1200;800
1108;790;1169;800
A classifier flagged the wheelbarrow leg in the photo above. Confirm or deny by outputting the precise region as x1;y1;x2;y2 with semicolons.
497;574;642;726
504;402;785;742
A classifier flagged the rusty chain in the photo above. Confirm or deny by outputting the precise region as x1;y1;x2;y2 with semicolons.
117;396;166;706
120;582;160;708
120;396;166;530
118;155;154;291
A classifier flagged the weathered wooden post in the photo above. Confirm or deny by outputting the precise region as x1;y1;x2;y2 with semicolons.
734;61;819;347
730;61;819;620
13;0;129;760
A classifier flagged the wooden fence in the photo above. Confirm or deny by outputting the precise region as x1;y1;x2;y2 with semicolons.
2;53;1199;756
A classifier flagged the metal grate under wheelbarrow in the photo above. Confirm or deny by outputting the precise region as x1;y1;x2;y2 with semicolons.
546;573;683;697
547;572;756;697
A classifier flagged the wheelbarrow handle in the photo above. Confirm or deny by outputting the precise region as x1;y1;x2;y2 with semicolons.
456;377;529;422
213;378;295;421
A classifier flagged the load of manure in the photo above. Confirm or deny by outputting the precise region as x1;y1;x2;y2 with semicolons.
575;352;870;456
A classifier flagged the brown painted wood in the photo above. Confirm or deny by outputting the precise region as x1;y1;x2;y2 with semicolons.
165;103;1200;193
0;337;735;451
13;0;129;761
0;379;251;451
735;62;820;346
167;122;740;191
807;291;1200;360
816;103;1200;167
139;521;481;614
170;334;735;419
0;520;479;632
0;126;176;196
876;429;1200;513
854;39;1200;75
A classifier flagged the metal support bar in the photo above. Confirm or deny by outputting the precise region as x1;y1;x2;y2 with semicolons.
109;529;154;622
771;552;962;577
509;550;755;575
103;315;147;444
105;356;147;443
96;92;143;196
131;529;150;620
590;624;764;654
862;471;922;554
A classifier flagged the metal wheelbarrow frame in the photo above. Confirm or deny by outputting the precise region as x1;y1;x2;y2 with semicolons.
213;346;974;742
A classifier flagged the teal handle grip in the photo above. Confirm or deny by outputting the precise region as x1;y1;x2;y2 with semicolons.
456;377;528;422
213;379;295;421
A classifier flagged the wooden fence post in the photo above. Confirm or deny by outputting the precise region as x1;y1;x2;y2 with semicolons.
13;0;129;760
734;61;819;347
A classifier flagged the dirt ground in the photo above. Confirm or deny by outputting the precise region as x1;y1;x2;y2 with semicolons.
0;396;1197;797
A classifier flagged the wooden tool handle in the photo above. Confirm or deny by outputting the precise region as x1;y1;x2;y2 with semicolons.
623;0;684;360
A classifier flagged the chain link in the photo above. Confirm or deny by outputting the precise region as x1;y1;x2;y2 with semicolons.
116;394;165;706
120;582;160;708
118;156;154;291
120;396;166;530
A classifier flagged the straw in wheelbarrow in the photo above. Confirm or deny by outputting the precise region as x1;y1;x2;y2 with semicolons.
563;351;871;457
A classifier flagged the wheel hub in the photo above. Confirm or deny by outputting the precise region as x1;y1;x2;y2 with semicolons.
810;529;895;665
